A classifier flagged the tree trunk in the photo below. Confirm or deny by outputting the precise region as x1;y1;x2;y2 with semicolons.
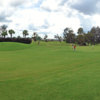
11;34;12;38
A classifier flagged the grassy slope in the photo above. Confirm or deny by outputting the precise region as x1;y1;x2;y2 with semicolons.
0;42;100;100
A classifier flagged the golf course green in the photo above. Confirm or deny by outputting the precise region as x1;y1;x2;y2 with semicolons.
0;41;100;100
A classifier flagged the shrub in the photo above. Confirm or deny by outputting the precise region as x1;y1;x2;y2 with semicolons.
0;38;32;44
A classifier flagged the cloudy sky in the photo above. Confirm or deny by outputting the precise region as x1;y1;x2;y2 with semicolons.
0;0;100;38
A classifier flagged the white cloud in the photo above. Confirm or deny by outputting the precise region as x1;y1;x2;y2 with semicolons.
0;0;100;38
41;0;61;11
92;14;100;26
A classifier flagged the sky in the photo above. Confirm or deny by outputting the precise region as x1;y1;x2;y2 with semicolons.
0;0;100;38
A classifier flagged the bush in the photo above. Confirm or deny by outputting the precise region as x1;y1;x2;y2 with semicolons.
0;38;32;44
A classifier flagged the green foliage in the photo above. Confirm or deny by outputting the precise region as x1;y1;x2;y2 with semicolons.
76;34;85;45
36;35;42;41
84;32;95;45
63;27;100;45
44;34;48;42
0;38;32;44
1;25;7;31
77;27;84;35
1;31;8;38
9;29;15;38
54;34;62;42
23;30;29;38
64;28;76;43
32;32;42;41
32;32;37;41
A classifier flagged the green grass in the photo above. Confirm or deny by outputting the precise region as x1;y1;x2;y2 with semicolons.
0;41;100;100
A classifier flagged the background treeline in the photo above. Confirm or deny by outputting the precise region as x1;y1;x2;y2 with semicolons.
0;25;32;44
0;38;32;44
63;27;100;45
0;24;100;45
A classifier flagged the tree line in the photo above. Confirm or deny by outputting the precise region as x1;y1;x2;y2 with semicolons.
0;24;100;45
0;25;44;40
0;25;29;38
63;27;100;45
0;25;32;44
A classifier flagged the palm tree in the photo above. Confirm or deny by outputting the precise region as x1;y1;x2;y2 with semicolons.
23;30;29;38
1;31;8;38
8;29;15;38
32;32;37;41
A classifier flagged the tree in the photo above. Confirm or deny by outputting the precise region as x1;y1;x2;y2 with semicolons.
44;34;48;42
76;34;85;45
63;28;76;43
84;31;95;45
9;29;15;38
1;31;8;38
0;25;8;37
77;27;84;35
63;27;69;40
54;34;62;43
32;32;37;41
32;32;42;44
23;30;29;38
36;34;42;45
1;25;7;32
76;27;86;45
84;32;90;45
91;26;100;44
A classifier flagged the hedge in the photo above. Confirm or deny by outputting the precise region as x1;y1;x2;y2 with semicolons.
0;38;32;44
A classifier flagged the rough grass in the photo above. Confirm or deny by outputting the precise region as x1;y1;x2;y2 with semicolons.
0;42;100;100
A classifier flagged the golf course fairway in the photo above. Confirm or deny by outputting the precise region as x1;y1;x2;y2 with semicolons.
0;42;100;100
